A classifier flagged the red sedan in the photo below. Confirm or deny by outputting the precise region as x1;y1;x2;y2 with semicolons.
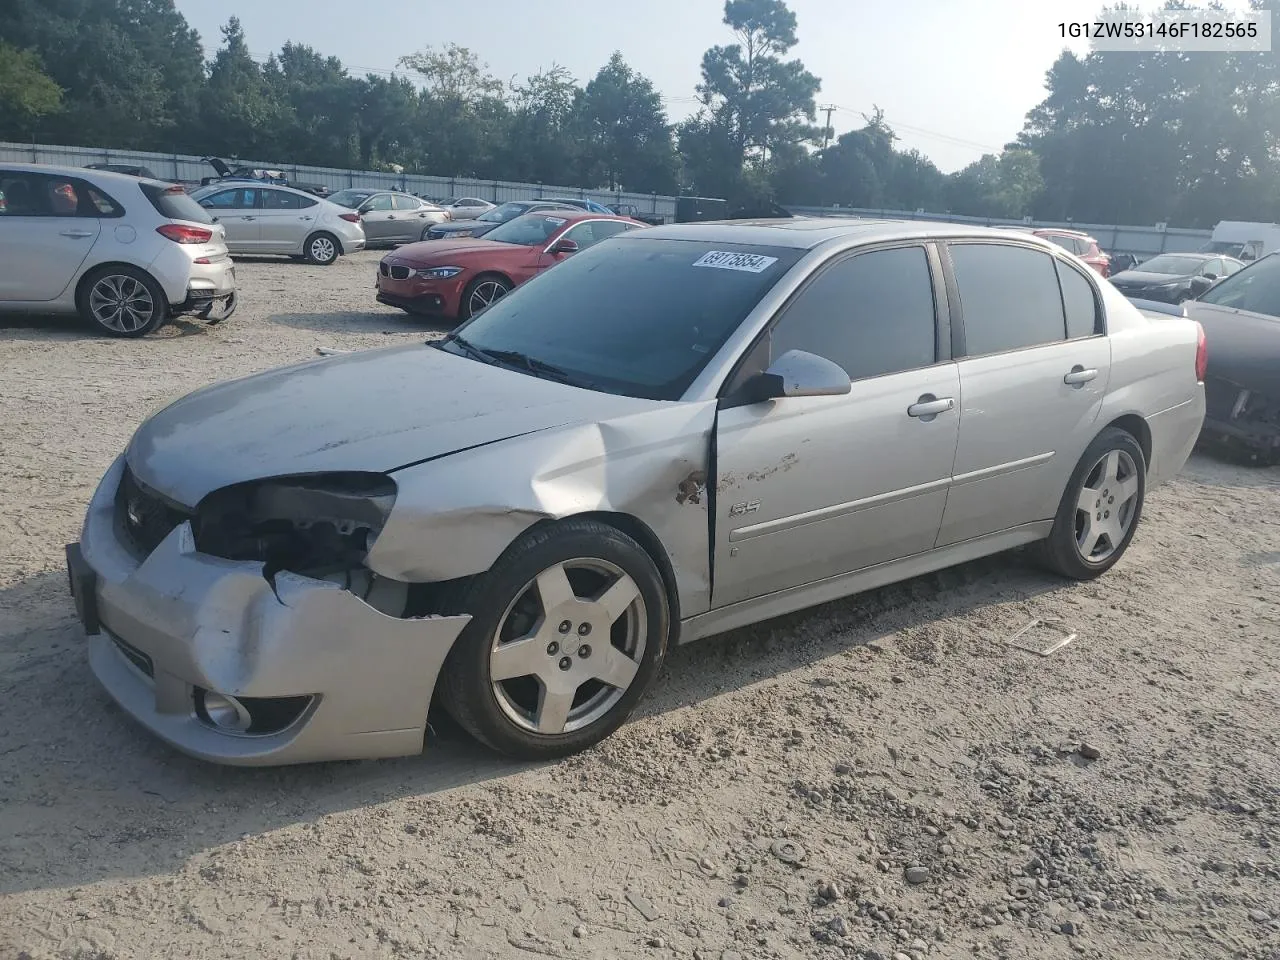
376;210;645;321
1031;228;1111;278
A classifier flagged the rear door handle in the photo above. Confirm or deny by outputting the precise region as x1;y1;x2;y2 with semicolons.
240;216;256;221
298;216;313;221
1063;366;1098;386
59;230;94;238
907;395;955;420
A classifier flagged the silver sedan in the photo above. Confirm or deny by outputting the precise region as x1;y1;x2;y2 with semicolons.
191;183;366;265
68;219;1206;765
327;189;451;245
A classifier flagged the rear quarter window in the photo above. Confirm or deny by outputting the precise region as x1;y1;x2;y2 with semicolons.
1056;260;1102;338
142;183;214;224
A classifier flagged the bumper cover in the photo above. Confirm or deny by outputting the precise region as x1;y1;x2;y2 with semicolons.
72;457;470;765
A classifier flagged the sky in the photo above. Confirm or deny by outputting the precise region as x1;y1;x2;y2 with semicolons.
173;0;1252;173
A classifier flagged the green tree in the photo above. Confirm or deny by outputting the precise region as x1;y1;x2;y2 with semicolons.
504;65;580;185
946;148;1043;218
575;53;677;194
264;42;360;167
0;41;63;134
398;43;510;177
688;0;821;197
200;17;289;158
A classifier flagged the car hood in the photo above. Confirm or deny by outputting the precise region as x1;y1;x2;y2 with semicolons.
1186;301;1280;397
386;238;519;264
1110;270;1190;286
125;344;663;507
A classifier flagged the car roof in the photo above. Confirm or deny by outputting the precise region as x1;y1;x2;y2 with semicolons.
193;181;326;201
0;160;166;188
516;210;629;224
629;217;1070;251
1149;252;1217;261
1033;227;1094;238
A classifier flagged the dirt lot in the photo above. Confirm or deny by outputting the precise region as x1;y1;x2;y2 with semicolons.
1;250;1279;960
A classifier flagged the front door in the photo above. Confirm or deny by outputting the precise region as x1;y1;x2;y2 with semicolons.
937;242;1112;546
0;170;101;301
198;187;261;251
391;194;427;242
712;244;961;608
358;194;396;242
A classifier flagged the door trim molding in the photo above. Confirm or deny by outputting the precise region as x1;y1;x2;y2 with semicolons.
728;475;952;542
950;451;1054;487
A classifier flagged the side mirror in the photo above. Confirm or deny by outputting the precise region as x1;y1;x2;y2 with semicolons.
1189;276;1213;296
1202;272;1218;282
549;237;580;255
744;349;851;402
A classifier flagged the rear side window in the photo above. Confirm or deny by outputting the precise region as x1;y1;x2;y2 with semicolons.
143;183;214;223
769;246;938;381
198;187;257;211
1056;261;1101;339
950;243;1066;356
261;189;314;210
391;194;419;211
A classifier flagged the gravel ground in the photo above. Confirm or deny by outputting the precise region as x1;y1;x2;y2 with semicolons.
2;250;1279;960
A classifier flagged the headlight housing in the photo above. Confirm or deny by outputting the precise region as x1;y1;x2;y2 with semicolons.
193;473;396;577
417;265;463;279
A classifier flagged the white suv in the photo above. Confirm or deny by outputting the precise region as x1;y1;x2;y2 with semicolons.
0;163;237;337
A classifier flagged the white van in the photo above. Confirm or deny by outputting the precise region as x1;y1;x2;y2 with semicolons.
1201;221;1280;262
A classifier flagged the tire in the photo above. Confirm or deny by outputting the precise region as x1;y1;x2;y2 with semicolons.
1036;427;1146;580
438;518;670;760
420;226;433;241
78;266;168;337
459;274;512;320
303;232;340;265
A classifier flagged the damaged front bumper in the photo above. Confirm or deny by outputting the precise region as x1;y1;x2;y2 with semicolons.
1202;377;1280;461
68;457;469;766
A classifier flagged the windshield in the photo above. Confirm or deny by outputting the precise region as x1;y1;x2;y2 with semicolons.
478;202;538;224
328;189;375;209
1196;254;1280;317
483;213;572;246
1201;241;1244;255
440;238;803;400
1137;254;1204;275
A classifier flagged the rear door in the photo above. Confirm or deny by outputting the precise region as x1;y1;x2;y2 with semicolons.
198;187;261;251
936;241;1111;546
0;170;104;301
712;244;961;607
257;188;316;253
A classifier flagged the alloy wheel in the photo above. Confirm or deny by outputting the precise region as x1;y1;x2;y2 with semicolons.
310;236;336;263
488;558;646;735
88;274;155;334
1074;449;1140;562
468;280;508;315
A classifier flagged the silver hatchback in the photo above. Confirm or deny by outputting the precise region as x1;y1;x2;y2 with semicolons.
190;183;366;265
68;219;1206;765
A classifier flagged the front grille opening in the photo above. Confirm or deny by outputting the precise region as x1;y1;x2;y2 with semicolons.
389;265;411;280
115;466;192;558
378;261;390;277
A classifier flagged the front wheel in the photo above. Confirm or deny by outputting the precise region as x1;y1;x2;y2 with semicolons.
438;519;670;759
1037;427;1146;580
460;275;511;320
78;266;168;337
303;232;340;265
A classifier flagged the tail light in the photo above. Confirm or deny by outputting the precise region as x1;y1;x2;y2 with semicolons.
338;212;361;223
156;223;213;244
1194;320;1207;382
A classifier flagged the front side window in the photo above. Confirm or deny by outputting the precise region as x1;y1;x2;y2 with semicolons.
950;243;1067;356
363;194;393;212
0;172;114;217
765;246;938;382
1196;254;1280;318
443;238;803;400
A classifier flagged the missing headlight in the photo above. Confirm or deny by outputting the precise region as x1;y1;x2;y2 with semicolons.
194;473;396;579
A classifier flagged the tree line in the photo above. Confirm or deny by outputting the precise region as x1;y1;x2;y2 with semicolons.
1;0;1277;227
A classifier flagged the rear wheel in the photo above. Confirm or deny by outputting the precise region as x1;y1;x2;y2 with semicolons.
438;519;669;759
304;232;339;265
460;274;511;320
78;266;168;337
1037;427;1146;580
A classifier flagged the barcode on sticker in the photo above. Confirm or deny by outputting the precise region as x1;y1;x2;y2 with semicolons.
544;217;567;226
692;251;778;273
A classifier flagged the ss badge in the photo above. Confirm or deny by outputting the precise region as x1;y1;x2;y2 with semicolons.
729;500;761;517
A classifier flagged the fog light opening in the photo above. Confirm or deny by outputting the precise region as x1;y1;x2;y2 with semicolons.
195;690;252;732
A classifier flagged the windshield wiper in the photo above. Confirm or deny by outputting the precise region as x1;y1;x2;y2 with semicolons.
481;349;589;388
434;332;494;365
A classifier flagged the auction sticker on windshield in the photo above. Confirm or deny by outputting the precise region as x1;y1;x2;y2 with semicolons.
692;251;779;273
544;217;567;226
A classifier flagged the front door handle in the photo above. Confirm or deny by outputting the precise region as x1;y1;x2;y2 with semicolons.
298;216;313;221
59;230;95;238
1064;366;1098;386
387;215;396;220
907;394;956;420
240;216;256;221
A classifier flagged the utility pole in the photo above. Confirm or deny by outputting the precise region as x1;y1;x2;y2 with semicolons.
820;104;836;150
